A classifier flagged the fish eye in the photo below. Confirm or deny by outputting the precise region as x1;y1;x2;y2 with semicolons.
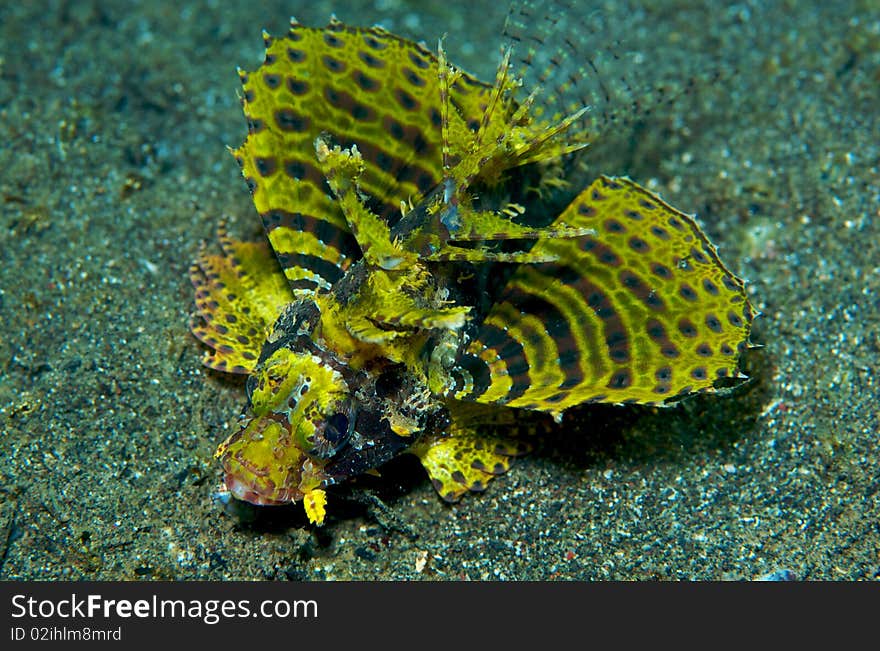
310;407;355;459
324;412;350;445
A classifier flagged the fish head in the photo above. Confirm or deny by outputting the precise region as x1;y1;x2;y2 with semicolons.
215;344;353;507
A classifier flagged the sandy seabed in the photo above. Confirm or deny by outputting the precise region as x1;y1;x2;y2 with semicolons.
0;0;877;580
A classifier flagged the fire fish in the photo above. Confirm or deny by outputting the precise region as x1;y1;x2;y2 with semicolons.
189;17;753;525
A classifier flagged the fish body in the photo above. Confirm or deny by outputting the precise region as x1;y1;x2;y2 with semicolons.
189;18;753;524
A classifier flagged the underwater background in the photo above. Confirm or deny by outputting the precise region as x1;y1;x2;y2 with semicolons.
0;0;877;580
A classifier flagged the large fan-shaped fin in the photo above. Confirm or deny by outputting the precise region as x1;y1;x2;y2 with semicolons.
450;176;754;415
234;20;493;295
189;226;294;374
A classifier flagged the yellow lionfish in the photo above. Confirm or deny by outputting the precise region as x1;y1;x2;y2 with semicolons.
188;15;753;525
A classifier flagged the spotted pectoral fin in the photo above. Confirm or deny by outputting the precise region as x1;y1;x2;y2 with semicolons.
235;21;494;295
189;225;293;374
449;176;754;414
410;428;528;503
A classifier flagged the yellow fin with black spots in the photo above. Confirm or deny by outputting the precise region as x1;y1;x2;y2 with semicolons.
234;19;494;294
410;410;530;502
189;225;293;374
450;176;754;415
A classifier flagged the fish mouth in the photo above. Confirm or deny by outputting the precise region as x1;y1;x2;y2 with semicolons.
215;412;334;507
223;471;299;506
214;414;312;506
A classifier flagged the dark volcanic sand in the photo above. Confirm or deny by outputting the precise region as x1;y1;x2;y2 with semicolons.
0;0;877;580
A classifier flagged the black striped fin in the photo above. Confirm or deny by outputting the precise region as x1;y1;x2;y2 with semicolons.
449;176;754;416
189;226;294;374
235;22;494;293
